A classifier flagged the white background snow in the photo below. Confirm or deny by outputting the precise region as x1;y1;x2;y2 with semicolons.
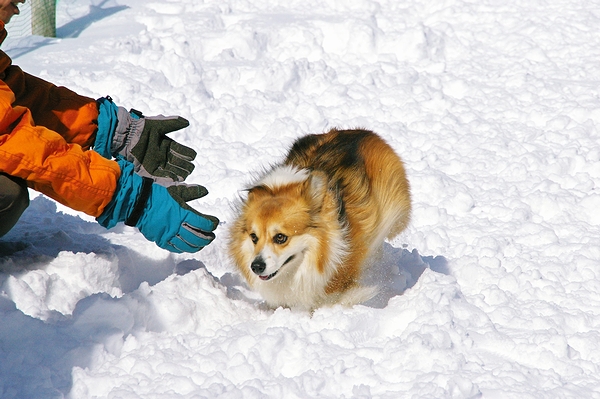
1;0;600;397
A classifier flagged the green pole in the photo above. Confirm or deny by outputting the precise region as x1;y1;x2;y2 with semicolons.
31;0;56;37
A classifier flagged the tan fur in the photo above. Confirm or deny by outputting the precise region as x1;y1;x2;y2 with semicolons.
228;128;411;311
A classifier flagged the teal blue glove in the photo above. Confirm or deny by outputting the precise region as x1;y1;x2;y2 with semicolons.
95;97;196;184
97;161;218;253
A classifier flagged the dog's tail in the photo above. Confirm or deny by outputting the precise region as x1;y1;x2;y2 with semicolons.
362;133;412;243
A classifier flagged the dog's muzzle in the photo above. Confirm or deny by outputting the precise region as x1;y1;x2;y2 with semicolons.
251;256;266;275
251;254;297;281
251;255;280;281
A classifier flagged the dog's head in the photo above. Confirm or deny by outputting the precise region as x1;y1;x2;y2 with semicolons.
231;168;330;284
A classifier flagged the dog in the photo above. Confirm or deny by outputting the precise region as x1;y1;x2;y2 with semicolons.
228;128;411;311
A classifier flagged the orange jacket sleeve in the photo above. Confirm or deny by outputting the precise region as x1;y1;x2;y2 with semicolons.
0;82;120;217
0;53;99;148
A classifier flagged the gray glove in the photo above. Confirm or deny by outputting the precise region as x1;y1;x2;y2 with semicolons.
112;107;197;184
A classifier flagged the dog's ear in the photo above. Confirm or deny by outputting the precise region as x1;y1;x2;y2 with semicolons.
303;171;328;210
247;185;272;201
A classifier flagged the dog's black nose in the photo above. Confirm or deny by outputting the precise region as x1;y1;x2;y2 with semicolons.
251;257;266;275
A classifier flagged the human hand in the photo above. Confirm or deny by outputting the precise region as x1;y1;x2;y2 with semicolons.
98;161;219;253
96;97;198;184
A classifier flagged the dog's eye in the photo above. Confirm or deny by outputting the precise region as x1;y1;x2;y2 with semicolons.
250;233;258;244
273;233;288;245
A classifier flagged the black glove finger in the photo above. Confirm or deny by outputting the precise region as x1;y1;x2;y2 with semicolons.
196;212;220;228
149;167;184;182
183;222;217;241
145;116;190;135
167;184;209;204
166;151;195;179
167;185;220;230
170;140;197;161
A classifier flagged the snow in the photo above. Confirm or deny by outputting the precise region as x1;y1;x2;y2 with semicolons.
1;0;600;397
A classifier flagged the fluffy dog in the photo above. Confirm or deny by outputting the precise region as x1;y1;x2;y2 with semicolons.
228;128;411;311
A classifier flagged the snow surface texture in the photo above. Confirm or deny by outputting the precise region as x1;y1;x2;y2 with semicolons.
1;0;600;397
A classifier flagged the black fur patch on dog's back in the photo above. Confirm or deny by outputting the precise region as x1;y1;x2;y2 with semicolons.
284;129;371;172
285;129;373;226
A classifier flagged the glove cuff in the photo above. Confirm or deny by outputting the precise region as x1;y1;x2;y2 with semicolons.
95;97;145;161
95;97;119;159
96;160;143;229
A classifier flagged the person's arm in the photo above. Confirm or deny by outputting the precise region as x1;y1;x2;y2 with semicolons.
0;82;219;252
0;81;120;217
0;84;218;252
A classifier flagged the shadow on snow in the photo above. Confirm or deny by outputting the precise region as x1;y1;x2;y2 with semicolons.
0;196;179;294
218;242;450;310
57;2;129;39
0;196;205;398
5;2;129;60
